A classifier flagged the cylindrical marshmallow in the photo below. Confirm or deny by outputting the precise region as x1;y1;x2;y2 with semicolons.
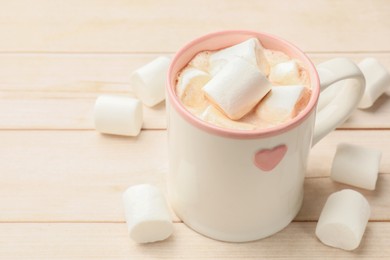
264;49;291;67
176;67;211;107
358;58;390;108
94;95;143;136
209;37;270;76
256;85;310;124
201;105;256;130
315;189;370;251
203;57;272;120
130;56;171;107
331;143;382;190
269;60;301;85
123;184;173;243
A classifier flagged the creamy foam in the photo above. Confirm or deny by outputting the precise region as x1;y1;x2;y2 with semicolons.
175;41;311;130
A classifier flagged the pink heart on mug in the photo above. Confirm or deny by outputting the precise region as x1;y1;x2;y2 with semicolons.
253;145;287;172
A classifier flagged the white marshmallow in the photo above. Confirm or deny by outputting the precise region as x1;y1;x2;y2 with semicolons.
256;85;310;124
209;38;270;76
269;60;301;85
176;67;211;107
357;58;390;108
264;49;291;67
94;95;143;136
316;189;370;251
130;56;171;107
203;57;272;120
331;143;382;190
188;51;210;72
123;184;173;243
201;105;256;130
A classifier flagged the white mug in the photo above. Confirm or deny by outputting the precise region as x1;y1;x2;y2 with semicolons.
166;30;365;242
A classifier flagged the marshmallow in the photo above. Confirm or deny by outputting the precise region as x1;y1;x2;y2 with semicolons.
94;95;143;136
316;189;370;251
209;38;270;76
256;85;310;124
130;56;171;107
176;67;211;107
203;57;272;120
201;105;256;130
123;184;173;243
331;143;382;190
269;60;301;85
264;49;291;67
357;58;390;108
188;51;210;72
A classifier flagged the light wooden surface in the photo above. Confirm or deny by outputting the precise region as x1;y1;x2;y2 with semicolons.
1;0;389;259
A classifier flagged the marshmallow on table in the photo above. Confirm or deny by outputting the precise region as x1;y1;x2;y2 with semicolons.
316;189;370;251
255;85;310;124
331;143;382;190
357;58;390;108
94;95;143;136
209;37;270;76
130;56;171;107
123;184;173;243
203;57;272;120
176;67;211;107
269;60;301;85
201;105;256;130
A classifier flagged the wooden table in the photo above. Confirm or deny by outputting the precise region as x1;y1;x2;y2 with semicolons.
1;0;389;258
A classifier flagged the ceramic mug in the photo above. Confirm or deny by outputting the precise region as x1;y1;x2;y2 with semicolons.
166;30;365;242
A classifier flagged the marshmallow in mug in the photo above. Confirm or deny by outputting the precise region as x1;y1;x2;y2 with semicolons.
123;184;173;243
357;58;390;108
316;189;370;251
175;37;311;129
269;60;302;85
264;49;291;67
203;57;272;120
130;56;171;107
209;37;270;76
256;85;311;125
201;105;256;130
176;67;211;108
331;143;382;190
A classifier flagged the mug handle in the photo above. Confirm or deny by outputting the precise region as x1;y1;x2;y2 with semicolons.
312;58;366;146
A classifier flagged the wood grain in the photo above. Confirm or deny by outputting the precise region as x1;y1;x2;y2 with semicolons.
0;53;388;91
0;53;389;130
0;96;166;130
1;0;389;258
0;222;389;259
2;94;390;130
0;130;387;222
0;0;389;53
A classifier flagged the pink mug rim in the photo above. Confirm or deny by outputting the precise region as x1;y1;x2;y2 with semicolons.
167;30;320;139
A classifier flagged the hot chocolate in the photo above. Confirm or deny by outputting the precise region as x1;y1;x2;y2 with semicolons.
175;38;311;130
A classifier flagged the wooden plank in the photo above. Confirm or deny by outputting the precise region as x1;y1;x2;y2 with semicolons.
0;53;389;92
0;130;388;222
0;53;389;130
0;0;389;52
0;54;165;90
0;130;168;222
341;95;390;129
310;52;390;66
1;94;389;130
0;222;389;259
0;96;166;130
